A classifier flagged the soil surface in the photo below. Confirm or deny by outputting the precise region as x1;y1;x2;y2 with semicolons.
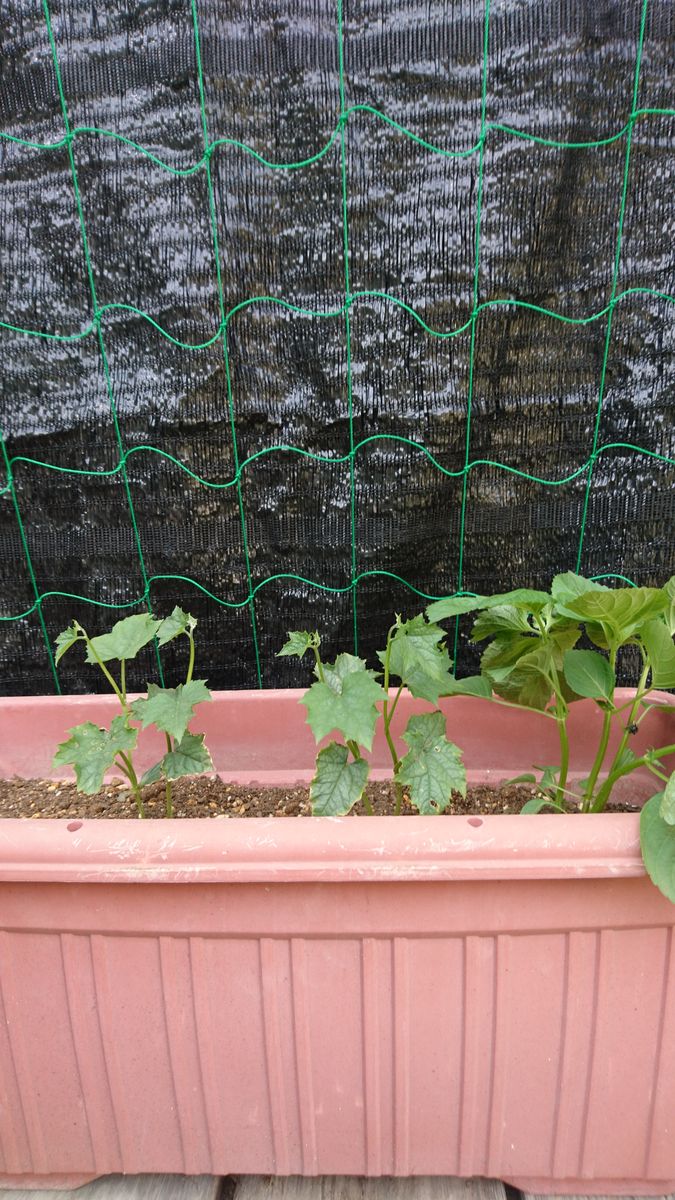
0;775;640;819
0;775;546;819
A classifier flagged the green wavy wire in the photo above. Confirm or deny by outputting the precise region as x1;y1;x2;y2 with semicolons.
0;0;672;681
2;105;674;171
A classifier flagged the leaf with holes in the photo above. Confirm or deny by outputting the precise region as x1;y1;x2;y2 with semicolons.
398;711;466;814
52;716;137;795
309;741;370;816
302;654;386;750
131;680;211;744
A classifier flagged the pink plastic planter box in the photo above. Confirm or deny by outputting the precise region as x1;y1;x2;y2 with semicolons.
0;688;674;1194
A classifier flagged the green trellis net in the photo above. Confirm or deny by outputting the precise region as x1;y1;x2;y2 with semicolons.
0;0;673;695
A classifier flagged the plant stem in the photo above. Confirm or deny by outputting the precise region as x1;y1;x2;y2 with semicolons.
186;631;195;684
381;626;405;813
312;646;325;684
164;734;174;818
120;658;127;705
591;663;651;812
555;712;570;808
81;630;125;705
581;649;617;811
117;754;146;818
592;742;675;811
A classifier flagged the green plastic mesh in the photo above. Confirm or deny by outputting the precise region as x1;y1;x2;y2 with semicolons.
0;0;673;694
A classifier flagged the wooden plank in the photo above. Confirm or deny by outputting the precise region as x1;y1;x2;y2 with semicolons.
235;1177;507;1200
0;1174;223;1200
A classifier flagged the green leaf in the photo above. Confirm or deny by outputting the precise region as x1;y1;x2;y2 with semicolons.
551;572;610;607
302;654;386;750
521;795;567;814
660;774;675;826
663;577;675;635
442;674;493;698
563;649;615;702
55;623;82;664
377;615;453;703
131;680;211;743
640;792;675;903
156;606;196;647
491;644;557;711
309;741;369;816
140;761;164;787
277;630;320;660
85;613;161;664
52;715;137;794
427;587;550;624
398;711;466;814
560;587;667;645
161;731;213;780
640;619;675;690
471;604;536;641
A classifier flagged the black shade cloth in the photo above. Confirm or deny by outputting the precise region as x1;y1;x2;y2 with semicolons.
0;0;673;696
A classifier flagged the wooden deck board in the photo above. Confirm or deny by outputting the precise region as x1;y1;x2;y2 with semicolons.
235;1177;507;1200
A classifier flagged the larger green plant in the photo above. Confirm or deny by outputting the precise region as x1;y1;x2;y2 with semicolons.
53;608;213;817
428;573;675;901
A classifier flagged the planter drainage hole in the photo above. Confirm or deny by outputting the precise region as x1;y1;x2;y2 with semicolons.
467;817;483;828
67;821;83;832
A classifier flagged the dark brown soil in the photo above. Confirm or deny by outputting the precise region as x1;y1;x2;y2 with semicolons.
0;774;545;819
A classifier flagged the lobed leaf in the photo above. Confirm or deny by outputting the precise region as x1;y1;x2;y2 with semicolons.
156;607;196;647
640;792;675;903
562;649;615;702
398;711;466;814
277;630;320;660
377;615;453;703
309;741;369;816
161;731;213;780
55;623;82;664
52;716;137;794
302;654;386;750
85;613;161;664
131;680;211;743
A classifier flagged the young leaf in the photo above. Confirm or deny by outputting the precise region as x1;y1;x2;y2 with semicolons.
140;761;164;787
560;587;667;645
161;731;213;780
442;674;492;698
660;773;675;826
277;630;320;660
302;654;386;750
521;795;567;813
551;572;610;607
309;741;369;816
377;615;453;703
131;680;211;743
156;607;196;647
55;623;82;664
562;649;615;702
427;587;549;624
85;613;161;664
52;716;137;794
640;619;675;690
640;792;675;903
398;711;466;814
471;604;535;641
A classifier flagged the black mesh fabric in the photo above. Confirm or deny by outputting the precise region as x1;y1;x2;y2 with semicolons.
0;0;673;696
